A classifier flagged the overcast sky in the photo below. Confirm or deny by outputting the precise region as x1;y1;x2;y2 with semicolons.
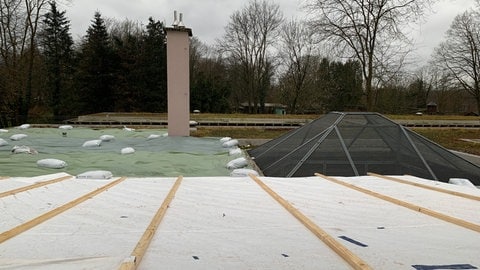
61;0;478;66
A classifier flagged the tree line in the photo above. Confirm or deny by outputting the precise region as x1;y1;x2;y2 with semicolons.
1;0;479;127
1;1;169;127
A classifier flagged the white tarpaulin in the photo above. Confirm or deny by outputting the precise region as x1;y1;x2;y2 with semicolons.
0;173;479;269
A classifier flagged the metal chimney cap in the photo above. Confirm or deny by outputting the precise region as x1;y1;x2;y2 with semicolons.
178;13;185;28
172;10;179;27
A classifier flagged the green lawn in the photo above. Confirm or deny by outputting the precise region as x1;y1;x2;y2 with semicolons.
412;128;480;155
93;112;480;156
193;126;480;156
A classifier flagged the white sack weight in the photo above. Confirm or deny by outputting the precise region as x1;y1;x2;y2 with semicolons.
99;134;115;142
11;145;38;154
0;138;8;146
37;158;67;169
10;134;28;141
0;129;8;133
220;137;232;143
147;134;161;140
222;139;239;148
123;125;135;131
17;124;31;129
229;147;242;156
230;168;259;177
121;147;135;154
77;170;113;179
82;139;102;147
58;125;73;130
226;157;248;170
449;178;476;188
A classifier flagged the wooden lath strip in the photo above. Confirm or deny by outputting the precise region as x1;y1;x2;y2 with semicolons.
119;176;183;270
0;175;73;198
249;174;372;270
367;173;480;202
0;177;127;244
316;173;480;233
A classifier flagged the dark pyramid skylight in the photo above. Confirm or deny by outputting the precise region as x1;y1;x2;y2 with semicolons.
248;112;480;185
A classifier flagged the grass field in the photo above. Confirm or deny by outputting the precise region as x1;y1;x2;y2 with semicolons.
88;112;480;156
192;126;480;156
195;113;480;121
413;128;480;155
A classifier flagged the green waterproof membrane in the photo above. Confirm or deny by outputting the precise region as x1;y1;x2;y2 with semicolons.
0;127;235;177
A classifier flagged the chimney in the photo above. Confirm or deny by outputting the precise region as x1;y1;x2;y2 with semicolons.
165;12;192;136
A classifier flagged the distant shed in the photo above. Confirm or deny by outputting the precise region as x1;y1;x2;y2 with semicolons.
427;102;438;114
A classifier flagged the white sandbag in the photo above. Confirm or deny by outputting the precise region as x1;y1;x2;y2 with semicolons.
147;134;161;140
0;138;8;146
17;124;31;129
37;158;67;169
58;125;73;130
123;125;135;131
82;139;102;147
220;137;232;143
76;170;113;179
10;134;28;141
229;147;242;156
226;157;248;170
449;178;476;188
99;134;115;142
230;168;259;177
189;120;198;126
222;139;239;148
0;129;8;133
11;145;38;154
121;147;135;154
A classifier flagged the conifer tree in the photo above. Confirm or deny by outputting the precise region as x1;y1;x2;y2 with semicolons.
40;1;74;120
76;12;117;114
137;17;167;112
109;19;143;112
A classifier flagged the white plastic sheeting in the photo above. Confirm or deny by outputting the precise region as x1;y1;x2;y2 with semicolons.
230;168;259;177
0;173;479;269
76;170;113;179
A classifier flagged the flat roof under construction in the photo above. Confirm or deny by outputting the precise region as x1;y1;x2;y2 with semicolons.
0;173;479;269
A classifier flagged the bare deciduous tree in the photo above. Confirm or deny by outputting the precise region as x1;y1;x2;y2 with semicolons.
433;9;480;113
278;19;315;113
1;0;26;125
304;0;434;110
0;0;52;124
219;0;283;113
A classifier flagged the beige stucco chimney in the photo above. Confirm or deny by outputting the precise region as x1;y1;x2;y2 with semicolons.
165;12;192;136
